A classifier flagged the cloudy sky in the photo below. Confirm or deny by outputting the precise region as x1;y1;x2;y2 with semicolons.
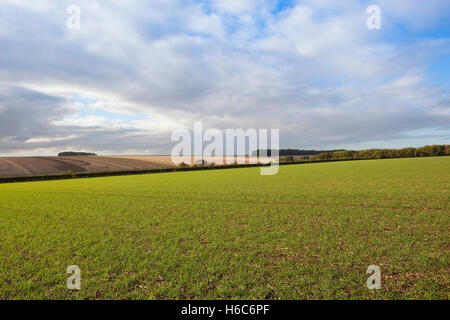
0;0;449;156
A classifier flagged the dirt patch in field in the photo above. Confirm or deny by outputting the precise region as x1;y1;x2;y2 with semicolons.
0;155;275;178
107;155;272;165
0;156;177;178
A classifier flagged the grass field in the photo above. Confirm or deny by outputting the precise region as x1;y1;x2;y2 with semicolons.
0;157;448;299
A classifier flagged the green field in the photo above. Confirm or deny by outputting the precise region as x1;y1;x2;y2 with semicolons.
0;157;448;299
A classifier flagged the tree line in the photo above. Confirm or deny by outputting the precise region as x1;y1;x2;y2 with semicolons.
58;151;97;157
311;144;450;161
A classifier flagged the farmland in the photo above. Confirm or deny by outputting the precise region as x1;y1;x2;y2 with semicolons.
0;157;448;299
0;156;176;178
107;155;271;166
0;155;271;179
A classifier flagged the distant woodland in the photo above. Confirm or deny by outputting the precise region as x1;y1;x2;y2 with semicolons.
256;144;450;160
58;151;97;157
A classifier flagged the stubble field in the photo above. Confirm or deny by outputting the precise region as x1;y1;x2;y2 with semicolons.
0;157;448;299
0;156;177;178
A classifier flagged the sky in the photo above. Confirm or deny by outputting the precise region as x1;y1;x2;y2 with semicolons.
0;0;449;156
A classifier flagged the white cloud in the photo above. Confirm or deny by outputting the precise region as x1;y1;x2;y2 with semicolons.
213;0;260;14
0;0;448;156
25;135;79;143
380;75;424;89
51;116;131;129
